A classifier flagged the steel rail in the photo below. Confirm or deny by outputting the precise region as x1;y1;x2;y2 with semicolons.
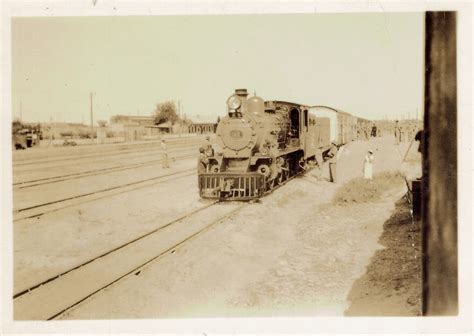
13;168;196;221
13;201;219;299
14;154;196;189
49;204;244;320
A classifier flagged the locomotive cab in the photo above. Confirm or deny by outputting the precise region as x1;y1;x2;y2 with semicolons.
289;108;300;138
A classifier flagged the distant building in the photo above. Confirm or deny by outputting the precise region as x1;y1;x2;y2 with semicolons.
110;115;154;127
109;115;156;141
108;114;218;139
39;122;92;139
154;121;173;134
188;115;218;134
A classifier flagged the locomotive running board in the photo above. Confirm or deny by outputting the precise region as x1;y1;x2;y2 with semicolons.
199;173;265;201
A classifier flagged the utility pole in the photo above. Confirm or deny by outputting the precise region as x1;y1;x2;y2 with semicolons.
20;101;22;122
90;92;94;144
49;115;53;147
181;102;185;136
422;11;458;315
177;100;181;137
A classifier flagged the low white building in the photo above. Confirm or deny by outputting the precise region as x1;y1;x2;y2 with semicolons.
109;114;155;141
188;115;218;134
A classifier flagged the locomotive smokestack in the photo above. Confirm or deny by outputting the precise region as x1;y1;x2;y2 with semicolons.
235;88;249;98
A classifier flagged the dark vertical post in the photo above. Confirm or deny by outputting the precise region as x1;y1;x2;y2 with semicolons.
49;115;52;146
90;92;94;143
422;11;458;315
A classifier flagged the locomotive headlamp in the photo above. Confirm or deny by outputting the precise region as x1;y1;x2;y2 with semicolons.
227;95;241;110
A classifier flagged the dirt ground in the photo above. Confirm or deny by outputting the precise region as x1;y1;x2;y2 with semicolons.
48;135;422;319
13;170;207;293
345;196;422;316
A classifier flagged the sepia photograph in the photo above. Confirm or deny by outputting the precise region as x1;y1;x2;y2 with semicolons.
0;0;472;334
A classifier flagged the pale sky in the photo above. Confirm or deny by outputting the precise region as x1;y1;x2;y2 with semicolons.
12;13;424;124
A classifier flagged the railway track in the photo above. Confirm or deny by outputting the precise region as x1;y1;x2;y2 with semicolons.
13;168;196;221
14;153;312;221
13;153;196;189
12;138;204;166
13;142;201;173
14;202;245;320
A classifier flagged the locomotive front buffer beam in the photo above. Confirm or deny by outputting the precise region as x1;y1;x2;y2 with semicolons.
199;172;265;201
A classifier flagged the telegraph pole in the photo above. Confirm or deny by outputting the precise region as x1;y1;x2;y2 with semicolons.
181;102;185;136
422;11;458;315
179;100;182;132
90;92;94;144
177;100;181;136
20;101;22;122
49;115;53;147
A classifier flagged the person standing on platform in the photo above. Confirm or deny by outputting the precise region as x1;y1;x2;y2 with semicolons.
161;139;169;168
326;140;339;183
415;130;424;154
363;150;374;179
371;122;377;138
394;120;401;145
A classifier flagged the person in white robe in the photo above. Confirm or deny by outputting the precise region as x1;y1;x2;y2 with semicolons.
364;150;374;179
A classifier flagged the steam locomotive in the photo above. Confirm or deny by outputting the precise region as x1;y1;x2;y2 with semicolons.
199;89;369;200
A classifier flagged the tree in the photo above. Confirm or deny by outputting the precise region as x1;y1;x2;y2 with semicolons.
153;101;178;125
183;115;193;125
217;116;221;123
97;120;108;127
12;119;23;134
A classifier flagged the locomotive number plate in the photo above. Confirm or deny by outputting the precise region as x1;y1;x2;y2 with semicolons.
230;130;243;139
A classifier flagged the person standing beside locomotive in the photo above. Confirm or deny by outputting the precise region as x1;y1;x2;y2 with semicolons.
161;139;170;168
326;140;339;183
197;147;209;175
204;135;214;158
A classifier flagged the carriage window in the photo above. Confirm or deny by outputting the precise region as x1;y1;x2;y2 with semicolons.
304;110;308;128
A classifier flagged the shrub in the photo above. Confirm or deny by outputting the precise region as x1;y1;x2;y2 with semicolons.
332;171;404;204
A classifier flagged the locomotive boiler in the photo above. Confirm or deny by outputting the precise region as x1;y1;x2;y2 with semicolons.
199;89;329;200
